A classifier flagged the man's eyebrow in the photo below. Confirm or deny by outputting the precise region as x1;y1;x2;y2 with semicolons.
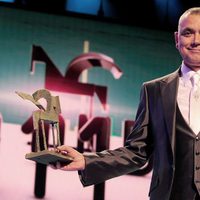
181;27;194;33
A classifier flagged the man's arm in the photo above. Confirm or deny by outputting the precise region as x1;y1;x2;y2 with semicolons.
53;84;153;186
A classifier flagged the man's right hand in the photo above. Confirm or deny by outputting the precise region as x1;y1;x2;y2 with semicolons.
51;145;86;171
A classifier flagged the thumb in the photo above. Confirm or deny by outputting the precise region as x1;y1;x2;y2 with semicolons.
57;145;81;158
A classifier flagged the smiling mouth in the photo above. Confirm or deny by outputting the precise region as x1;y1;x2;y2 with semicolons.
188;48;200;52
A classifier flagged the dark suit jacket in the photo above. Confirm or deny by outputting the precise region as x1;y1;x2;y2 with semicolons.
79;69;180;200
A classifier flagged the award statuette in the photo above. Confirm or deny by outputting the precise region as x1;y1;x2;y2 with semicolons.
16;89;73;165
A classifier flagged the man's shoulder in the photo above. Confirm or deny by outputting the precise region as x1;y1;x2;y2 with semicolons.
144;68;179;86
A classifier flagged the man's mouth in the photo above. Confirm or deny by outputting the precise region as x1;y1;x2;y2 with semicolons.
188;48;200;52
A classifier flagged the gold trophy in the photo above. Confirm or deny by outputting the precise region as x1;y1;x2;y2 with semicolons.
16;89;73;165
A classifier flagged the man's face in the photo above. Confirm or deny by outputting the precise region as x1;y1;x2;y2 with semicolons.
175;14;200;70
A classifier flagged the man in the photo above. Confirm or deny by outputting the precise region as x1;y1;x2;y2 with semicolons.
53;7;200;200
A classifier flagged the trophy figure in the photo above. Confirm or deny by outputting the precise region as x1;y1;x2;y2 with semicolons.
16;89;73;165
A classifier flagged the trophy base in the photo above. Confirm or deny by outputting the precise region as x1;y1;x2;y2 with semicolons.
25;150;73;165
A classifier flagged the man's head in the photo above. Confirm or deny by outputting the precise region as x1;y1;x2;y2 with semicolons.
175;7;200;71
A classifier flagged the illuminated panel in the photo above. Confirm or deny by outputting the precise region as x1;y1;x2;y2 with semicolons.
66;0;101;15
0;0;14;2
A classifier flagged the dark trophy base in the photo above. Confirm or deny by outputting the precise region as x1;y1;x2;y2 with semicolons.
25;150;73;165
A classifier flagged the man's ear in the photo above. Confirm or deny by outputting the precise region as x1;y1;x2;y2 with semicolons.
174;31;178;48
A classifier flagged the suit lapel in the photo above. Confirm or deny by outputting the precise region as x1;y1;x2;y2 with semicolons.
160;69;180;154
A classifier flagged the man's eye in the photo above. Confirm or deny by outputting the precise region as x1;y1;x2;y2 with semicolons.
182;31;192;37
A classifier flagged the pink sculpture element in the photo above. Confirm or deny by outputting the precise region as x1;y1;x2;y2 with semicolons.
30;45;123;110
66;52;122;80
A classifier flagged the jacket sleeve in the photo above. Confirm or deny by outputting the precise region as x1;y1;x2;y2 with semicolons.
79;83;154;186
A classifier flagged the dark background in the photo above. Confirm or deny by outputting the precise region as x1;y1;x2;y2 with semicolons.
2;0;200;31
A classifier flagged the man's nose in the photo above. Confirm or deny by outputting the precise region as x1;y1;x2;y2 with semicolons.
193;33;200;45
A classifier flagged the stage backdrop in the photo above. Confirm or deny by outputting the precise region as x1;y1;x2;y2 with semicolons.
0;5;181;200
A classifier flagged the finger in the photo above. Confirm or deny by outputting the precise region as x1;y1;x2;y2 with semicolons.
57;146;78;157
59;163;78;171
49;161;61;169
49;164;57;169
57;145;73;152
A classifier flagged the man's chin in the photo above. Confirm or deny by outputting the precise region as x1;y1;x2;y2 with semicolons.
184;60;200;69
187;64;200;71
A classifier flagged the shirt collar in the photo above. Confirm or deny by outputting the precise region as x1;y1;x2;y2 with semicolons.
181;62;200;82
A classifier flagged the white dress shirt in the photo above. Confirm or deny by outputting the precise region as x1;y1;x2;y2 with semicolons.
177;63;200;132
